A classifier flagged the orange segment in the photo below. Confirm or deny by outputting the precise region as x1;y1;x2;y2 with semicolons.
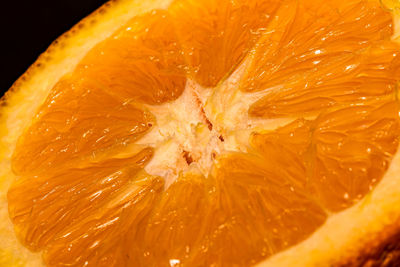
43;175;163;266
138;173;210;266
186;154;326;266
12;77;153;175
310;101;400;210
240;0;397;118
251;119;312;190
136;157;325;266
251;101;400;211
77;10;186;105
248;42;400;118
169;0;280;87
8;148;153;251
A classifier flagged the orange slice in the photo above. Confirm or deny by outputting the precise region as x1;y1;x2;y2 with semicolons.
1;0;400;266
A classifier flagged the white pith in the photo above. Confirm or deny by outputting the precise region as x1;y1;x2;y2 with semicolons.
137;62;292;187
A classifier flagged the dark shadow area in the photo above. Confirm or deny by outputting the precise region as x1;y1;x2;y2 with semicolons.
0;0;108;96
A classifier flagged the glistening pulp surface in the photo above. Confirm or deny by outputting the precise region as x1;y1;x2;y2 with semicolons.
7;0;400;266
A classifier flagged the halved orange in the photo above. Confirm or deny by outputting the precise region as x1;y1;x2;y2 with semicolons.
1;0;400;266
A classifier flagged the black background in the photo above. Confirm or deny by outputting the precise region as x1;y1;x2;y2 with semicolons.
1;0;108;96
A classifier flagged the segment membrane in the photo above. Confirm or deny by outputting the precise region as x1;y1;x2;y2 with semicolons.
240;0;397;118
169;0;280;87
12;78;154;175
77;10;186;105
8;149;153;251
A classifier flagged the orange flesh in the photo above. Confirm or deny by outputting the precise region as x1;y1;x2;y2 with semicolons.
7;0;400;266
